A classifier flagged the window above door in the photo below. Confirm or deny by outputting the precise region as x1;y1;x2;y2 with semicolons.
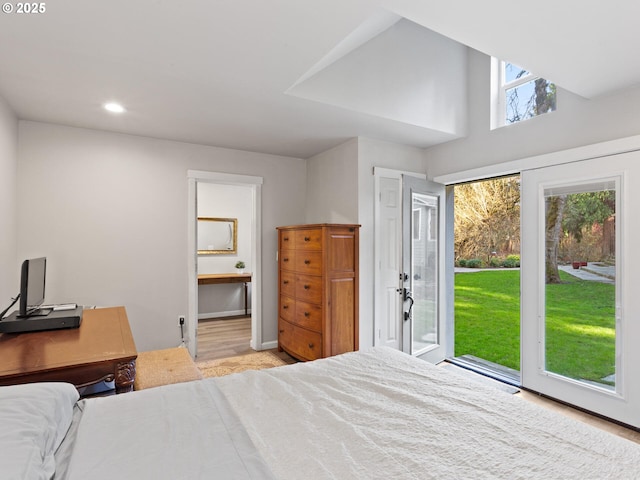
490;58;557;129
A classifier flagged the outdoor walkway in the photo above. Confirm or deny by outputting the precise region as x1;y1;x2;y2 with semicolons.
456;263;615;283
559;263;615;284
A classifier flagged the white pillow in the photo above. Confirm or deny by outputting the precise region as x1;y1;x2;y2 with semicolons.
0;382;79;480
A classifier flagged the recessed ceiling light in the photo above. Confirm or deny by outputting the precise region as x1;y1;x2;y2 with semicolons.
103;102;125;113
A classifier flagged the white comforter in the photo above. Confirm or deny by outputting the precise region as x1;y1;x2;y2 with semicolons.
215;347;640;479
60;380;275;479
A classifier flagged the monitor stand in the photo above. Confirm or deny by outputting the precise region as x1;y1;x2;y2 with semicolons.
0;307;83;333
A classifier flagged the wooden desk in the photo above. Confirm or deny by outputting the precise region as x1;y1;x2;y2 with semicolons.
198;273;252;315
0;306;137;394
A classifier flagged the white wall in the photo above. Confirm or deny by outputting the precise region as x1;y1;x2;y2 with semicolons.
289;19;467;137
426;49;640;177
17;121;306;351
305;138;359;224
0;96;18;305
306;136;426;348
197;183;253;317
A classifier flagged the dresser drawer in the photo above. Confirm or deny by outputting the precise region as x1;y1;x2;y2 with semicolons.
295;274;322;304
280;271;295;297
279;250;295;272
292;300;322;332
294;228;322;250
279;230;295;250
279;320;322;361
279;295;295;323
294;251;323;275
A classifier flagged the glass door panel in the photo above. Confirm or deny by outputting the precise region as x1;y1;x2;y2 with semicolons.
544;182;617;390
411;193;439;354
401;174;447;363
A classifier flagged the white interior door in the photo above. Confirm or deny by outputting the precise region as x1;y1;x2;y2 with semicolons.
521;154;640;427
401;175;448;363
374;175;403;349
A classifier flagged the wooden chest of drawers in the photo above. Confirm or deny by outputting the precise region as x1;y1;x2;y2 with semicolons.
277;224;359;361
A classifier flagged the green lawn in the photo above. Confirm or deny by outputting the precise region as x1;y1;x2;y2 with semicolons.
455;270;616;384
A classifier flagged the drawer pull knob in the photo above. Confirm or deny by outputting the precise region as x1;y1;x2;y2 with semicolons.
304;236;310;242
283;257;289;262
308;343;314;349
283;280;289;284
283;237;289;242
304;259;311;265
283;305;289;310
304;311;310;317
279;329;284;334
304;285;310;290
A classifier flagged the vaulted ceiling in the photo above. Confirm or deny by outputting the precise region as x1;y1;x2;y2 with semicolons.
1;0;638;158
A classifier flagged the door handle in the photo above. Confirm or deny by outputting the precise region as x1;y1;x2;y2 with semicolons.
403;288;414;321
403;288;413;302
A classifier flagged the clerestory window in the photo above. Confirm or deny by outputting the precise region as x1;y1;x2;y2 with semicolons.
491;58;556;129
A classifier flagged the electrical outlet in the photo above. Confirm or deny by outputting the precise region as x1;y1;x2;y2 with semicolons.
178;315;185;326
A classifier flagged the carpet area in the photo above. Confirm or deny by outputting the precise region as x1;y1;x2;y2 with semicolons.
134;347;203;390
197;351;288;378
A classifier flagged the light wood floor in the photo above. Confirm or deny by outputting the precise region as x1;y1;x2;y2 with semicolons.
517;389;640;444
196;315;640;443
196;315;296;364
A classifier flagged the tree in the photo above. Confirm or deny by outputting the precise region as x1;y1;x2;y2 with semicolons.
545;195;566;284
545;191;615;283
562;192;615;242
454;177;520;261
505;66;556;124
534;79;556;116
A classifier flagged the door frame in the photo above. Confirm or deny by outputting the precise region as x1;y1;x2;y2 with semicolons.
187;170;263;358
373;167;454;361
433;135;640;427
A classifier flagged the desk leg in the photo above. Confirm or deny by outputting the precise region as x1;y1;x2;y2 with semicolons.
115;360;136;393
244;282;248;316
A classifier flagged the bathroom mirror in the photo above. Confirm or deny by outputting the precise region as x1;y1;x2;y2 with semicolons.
197;217;237;254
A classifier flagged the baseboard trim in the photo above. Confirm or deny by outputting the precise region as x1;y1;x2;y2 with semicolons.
260;340;278;350
198;309;251;320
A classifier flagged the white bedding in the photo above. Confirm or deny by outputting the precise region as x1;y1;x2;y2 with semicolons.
0;382;78;480
215;347;640;479
60;379;275;479
33;346;640;479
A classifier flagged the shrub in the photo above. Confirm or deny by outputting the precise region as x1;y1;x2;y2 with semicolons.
502;255;520;268
465;258;484;268
489;257;501;268
458;259;467;267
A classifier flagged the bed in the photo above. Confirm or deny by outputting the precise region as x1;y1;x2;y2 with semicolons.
3;346;640;479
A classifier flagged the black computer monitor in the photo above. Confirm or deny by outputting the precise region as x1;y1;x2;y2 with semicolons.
18;257;46;317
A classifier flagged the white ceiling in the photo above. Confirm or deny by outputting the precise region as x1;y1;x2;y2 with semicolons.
1;0;639;159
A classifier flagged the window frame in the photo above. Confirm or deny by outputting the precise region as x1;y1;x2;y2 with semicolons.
490;57;555;130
